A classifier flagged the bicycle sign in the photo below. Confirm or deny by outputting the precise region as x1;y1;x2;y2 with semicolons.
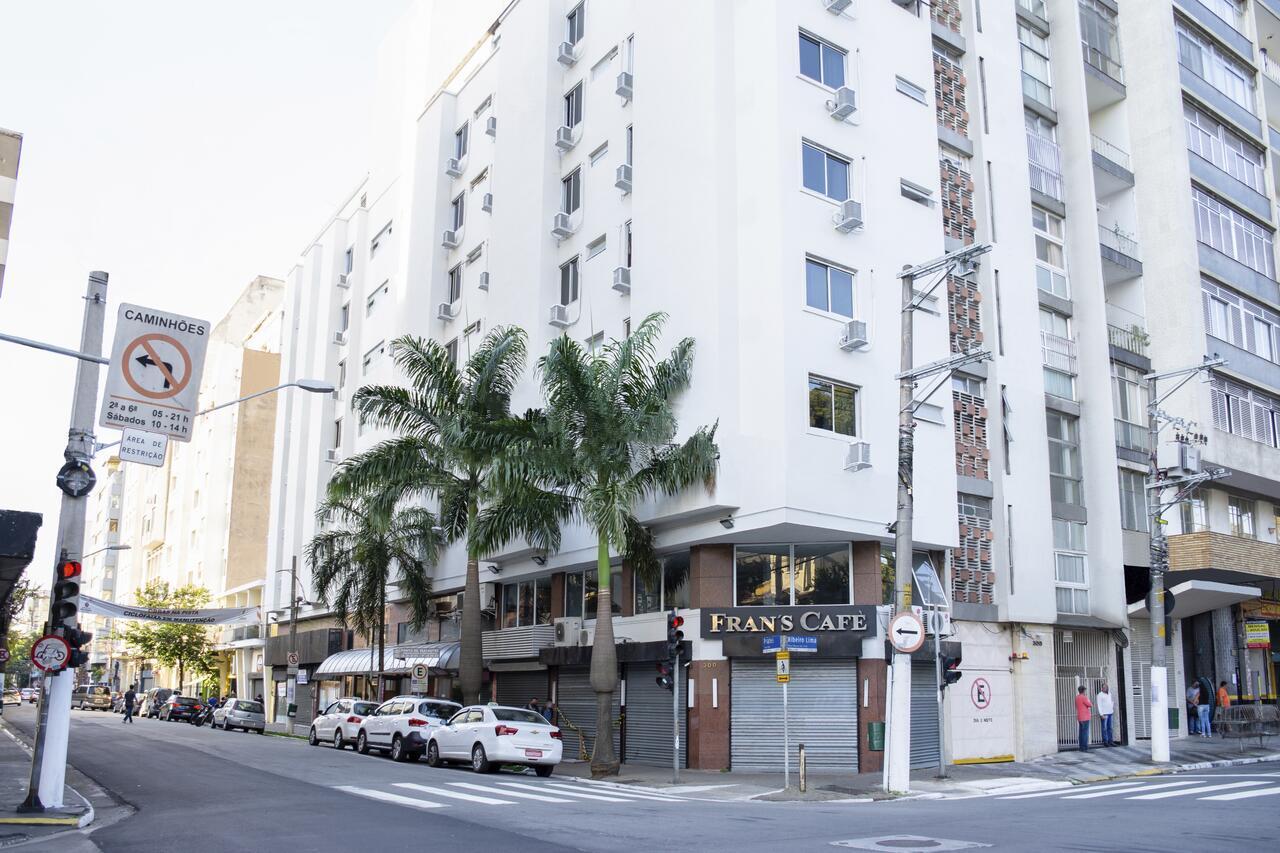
31;635;71;673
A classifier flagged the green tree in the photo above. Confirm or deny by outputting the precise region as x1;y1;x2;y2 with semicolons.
4;629;34;685
305;494;438;697
518;313;718;776
120;582;219;688
327;328;561;704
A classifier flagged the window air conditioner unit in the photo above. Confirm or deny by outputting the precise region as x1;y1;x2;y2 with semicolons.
548;304;572;328
838;319;869;351
615;163;633;194
441;229;461;249
612;266;631;294
478;271;490;291
844;440;872;472
833;199;864;233
325;449;339;462
554;125;577;152
445;157;464;178
616;71;634;100
827;86;858;121
337;273;350;288
554;617;583;646
481;192;493;212
333;331;347;346
556;41;577;67
551;212;576;239
437;302;459;321
479;581;497;613
825;0;854;12
485;116;497;137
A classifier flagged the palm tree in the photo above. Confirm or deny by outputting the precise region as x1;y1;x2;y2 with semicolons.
327;327;561;705
304;493;438;698
521;312;718;776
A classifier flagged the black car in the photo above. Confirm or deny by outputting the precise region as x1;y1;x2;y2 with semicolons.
159;695;204;721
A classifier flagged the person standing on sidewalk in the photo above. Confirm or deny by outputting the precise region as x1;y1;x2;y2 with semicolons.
1096;683;1115;747
1075;685;1093;751
122;685;137;724
1186;683;1201;735
1196;682;1212;737
1217;681;1231;709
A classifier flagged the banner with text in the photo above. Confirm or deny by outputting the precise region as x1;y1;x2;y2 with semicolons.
80;594;261;626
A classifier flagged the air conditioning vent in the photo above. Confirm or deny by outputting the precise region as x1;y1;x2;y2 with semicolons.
554;617;583;646
554;125;577;152
548;304;572;328
838;319;869;351
825;0;854;12
445;157;464;178
615;163;633;194
550;212;576;240
333;331;347;346
441;229;461;249
556;41;577;67
844;440;872;472
325;449;339;462
827;86;857;121
436;302;459;321
612;266;632;294
479;581;497;613
616;71;634;101
485;116;497;137
481;192;493;212
337;273;350;288
478;271;490;291
833;199;864;233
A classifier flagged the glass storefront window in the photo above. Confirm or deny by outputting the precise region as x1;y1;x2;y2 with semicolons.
501;577;554;628
534;576;552;625
735;545;792;606
518;581;535;626
792;543;852;605
501;583;518;628
663;552;691;609
634;571;661;614
565;573;583;618
569;568;623;619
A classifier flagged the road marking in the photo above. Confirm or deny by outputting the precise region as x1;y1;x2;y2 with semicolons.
998;782;1140;800
1128;781;1269;800
1202;785;1280;801
539;782;682;802
334;786;444;810
1061;781;1198;799
448;782;572;803
496;782;631;802
394;782;515;805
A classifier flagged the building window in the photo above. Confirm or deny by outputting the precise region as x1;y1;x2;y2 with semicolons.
1180;496;1208;533
562;168;582;214
338;302;350;332
805;256;855;318
1079;0;1123;81
563;567;622;620
623;220;633;268
445;338;459;367
952;375;985;397
559;257;580;305
801;141;850;202
1046;411;1083;506
798;31;846;88
370;221;393;256
1184;103;1265;194
344;247;354;274
451;193;465;231
1176;18;1256;114
332;418;342;449
1032;206;1068;298
1112;362;1149;453
1192;187;1275;277
734;544;851;607
566;1;585;45
500;577;553;628
1053;519;1089;615
585;332;604;354
1203;0;1246;31
448;265;462;303
634;552;691;614
337;359;347;390
1118;469;1147;531
564;82;583;128
895;76;927;103
362;340;386;374
1026;112;1063;201
1018;23;1052;108
625;124;633;165
1210;376;1280;446
455;122;469;159
1228;495;1256;538
808;375;857;436
365;281;389;317
1202;279;1280;363
1039;309;1075;401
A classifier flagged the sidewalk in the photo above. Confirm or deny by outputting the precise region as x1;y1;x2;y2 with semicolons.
552;735;1280;802
0;718;94;833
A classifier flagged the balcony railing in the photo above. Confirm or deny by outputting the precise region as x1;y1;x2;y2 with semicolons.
1169;531;1280;581
1017;0;1047;18
219;624;263;645
1082;42;1124;84
1040;331;1078;375
1027;131;1064;201
482;624;556;660
1107;323;1148;357
1263;52;1280;88
1099;224;1140;260
1090;134;1131;171
1114;419;1152;453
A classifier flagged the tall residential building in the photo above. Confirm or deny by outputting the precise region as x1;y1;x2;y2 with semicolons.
0;128;21;297
267;0;1279;767
83;457;127;688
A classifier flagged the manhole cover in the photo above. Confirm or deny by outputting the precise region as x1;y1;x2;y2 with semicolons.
879;841;941;849
831;837;990;852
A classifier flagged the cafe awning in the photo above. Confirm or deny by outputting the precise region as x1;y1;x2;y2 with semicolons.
312;642;462;680
1128;579;1261;620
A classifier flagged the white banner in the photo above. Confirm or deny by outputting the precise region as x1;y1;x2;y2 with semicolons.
80;593;261;626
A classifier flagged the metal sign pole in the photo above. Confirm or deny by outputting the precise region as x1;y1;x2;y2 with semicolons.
672;646;680;784
934;630;948;778
783;679;790;790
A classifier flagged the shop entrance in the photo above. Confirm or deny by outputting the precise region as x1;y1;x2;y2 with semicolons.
730;658;858;772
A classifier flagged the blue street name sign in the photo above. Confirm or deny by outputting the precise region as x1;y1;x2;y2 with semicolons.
762;635;784;653
786;635;818;653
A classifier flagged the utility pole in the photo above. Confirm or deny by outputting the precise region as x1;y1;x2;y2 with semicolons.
22;272;108;812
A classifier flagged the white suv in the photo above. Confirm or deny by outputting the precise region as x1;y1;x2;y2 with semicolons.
356;696;461;762
309;697;381;750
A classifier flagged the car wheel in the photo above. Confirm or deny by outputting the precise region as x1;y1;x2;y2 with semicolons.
333;730;345;750
534;765;554;778
356;731;370;755
308;727;319;746
425;740;442;767
471;743;493;774
257;728;265;735
390;735;407;763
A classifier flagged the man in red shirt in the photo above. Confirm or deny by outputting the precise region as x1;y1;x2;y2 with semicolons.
1075;685;1093;752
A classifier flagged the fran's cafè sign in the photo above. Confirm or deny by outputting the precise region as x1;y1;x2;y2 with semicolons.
700;605;877;657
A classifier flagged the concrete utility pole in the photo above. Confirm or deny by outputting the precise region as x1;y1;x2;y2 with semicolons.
23;272;108;811
886;245;990;795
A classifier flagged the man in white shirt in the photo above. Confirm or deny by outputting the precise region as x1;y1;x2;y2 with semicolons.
1097;683;1115;747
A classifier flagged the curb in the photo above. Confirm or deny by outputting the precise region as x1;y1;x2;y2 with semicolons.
0;721;96;829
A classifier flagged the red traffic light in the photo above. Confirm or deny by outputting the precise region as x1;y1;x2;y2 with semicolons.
670;614;684;629
59;561;82;580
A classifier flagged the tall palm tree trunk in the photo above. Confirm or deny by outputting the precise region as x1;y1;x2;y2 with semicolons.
460;499;484;705
590;533;620;777
376;592;386;701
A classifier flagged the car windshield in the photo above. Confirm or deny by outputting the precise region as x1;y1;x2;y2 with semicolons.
174;697;201;706
236;701;263;714
418;701;460;720
492;708;550;724
352;702;378;716
89;686;110;695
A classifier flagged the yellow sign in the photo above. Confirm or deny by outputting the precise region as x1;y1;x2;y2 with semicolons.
1244;599;1280;620
1246;621;1271;649
776;651;791;682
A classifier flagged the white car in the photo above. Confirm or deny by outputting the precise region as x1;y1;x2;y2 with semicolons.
309;697;380;750
356;696;461;762
426;704;563;776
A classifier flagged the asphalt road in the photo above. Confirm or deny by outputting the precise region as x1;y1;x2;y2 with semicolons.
7;705;1276;852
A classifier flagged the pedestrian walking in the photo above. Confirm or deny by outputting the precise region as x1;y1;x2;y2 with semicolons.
526;697;542;716
1186;683;1201;735
123;685;137;724
1075;685;1093;751
542;700;557;726
1196;681;1212;738
1096;683;1115;747
1217;681;1231;709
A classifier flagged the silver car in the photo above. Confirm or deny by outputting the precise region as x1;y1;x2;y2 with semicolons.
212;698;266;733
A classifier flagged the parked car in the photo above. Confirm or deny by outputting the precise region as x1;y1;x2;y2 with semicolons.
71;684;112;711
2;689;19;706
425;705;562;776
159;694;204;721
20;688;36;703
141;688;173;718
212;697;265;733
309;697;381;750
355;696;461;762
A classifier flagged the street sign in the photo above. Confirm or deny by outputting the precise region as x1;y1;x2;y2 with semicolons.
411;662;429;694
888;611;926;653
295;669;309;685
762;635;784;653
785;635;818;653
286;651;299;666
99;304;210;442
118;428;168;467
31;635;70;673
0;648;9;663
775;650;790;683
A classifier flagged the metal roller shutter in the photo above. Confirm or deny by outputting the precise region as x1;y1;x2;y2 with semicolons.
495;670;549;708
623;663;687;767
555;666;620;763
731;658;858;772
911;661;940;770
1130;619;1176;740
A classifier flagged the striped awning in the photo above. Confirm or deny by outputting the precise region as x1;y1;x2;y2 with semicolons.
312;642;461;680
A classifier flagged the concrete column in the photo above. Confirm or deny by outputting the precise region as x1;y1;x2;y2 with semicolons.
687;659;730;770
851;541;884;604
689;544;733;608
619;562;635;617
550;572;565;620
858;657;887;773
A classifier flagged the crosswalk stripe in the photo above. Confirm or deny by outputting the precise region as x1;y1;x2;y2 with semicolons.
998;782;1141;800
1202;785;1280;801
1062;781;1197;799
394;782;515;805
541;783;682;802
1129;781;1269;800
334;785;444;810
496;782;630;802
448;782;572;803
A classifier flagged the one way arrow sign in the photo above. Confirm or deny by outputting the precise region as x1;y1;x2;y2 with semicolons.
888;611;926;653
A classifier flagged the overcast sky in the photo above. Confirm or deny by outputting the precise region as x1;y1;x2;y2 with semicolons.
0;1;409;588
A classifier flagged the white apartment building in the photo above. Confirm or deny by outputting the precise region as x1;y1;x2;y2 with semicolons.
267;0;1280;769
0;127;21;297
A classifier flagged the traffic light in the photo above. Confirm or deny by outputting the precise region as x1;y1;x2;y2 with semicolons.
666;610;685;660
65;626;93;669
656;660;674;691
941;651;963;687
51;560;82;624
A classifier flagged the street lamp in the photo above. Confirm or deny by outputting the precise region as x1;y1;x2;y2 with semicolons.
196;378;335;417
81;544;131;559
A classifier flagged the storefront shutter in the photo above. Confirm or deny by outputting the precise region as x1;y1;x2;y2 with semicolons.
730;658;858;772
495;670;550;709
623;663;686;767
911;661;941;770
555;666;619;763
